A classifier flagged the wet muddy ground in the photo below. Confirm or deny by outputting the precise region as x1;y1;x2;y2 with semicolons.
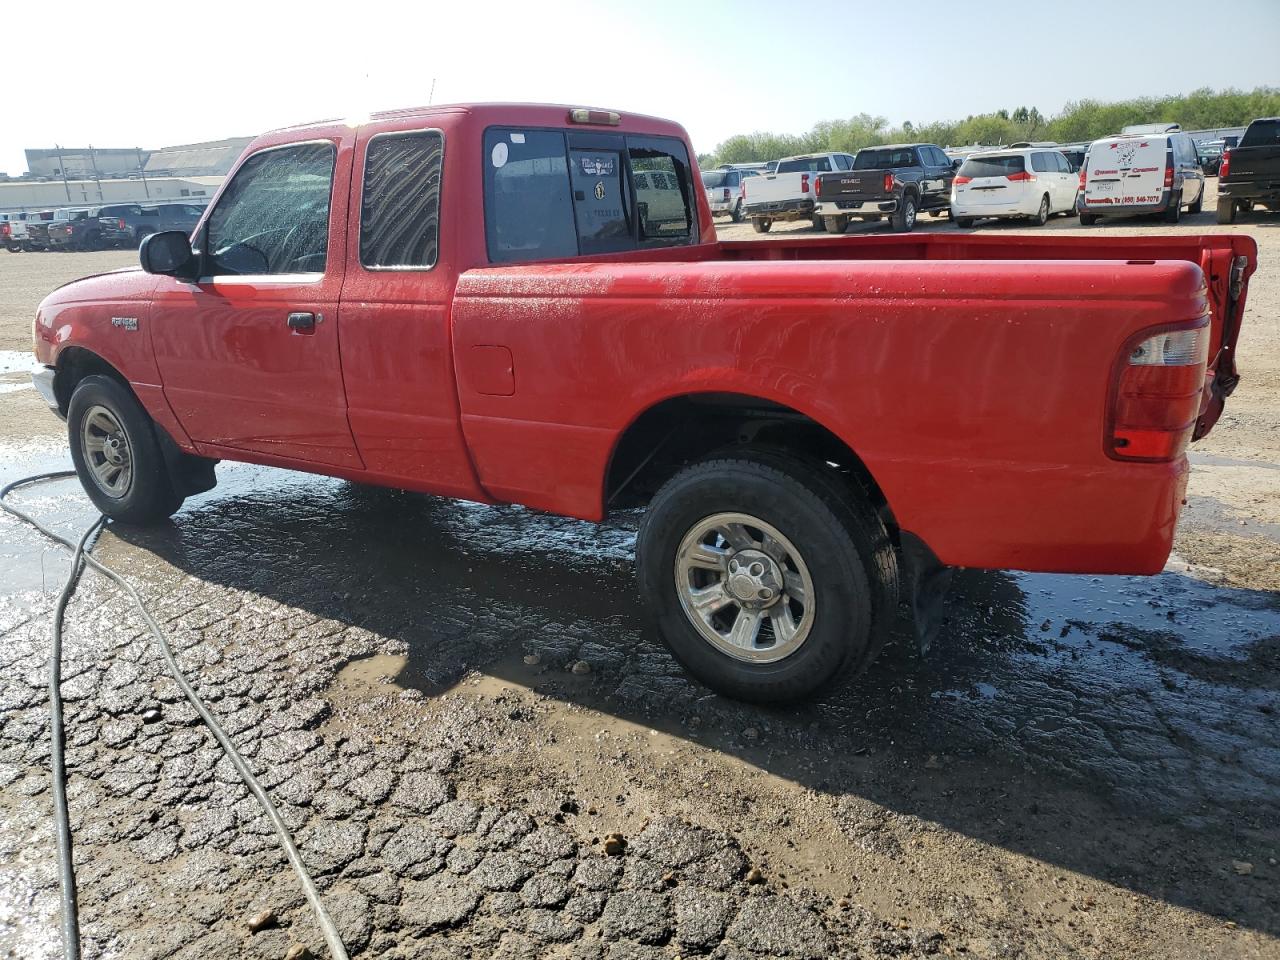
1;202;1278;960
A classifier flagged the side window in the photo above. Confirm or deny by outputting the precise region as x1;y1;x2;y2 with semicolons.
206;142;335;276
1031;152;1050;173
834;154;851;171
360;130;443;270
484;129;577;264
629;136;695;243
727;172;740;187
1056;153;1071;173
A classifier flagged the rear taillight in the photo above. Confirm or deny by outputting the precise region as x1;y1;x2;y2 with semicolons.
1006;170;1033;182
723;188;730;202
118;218;126;229
1218;149;1231;177
0;223;9;238
800;173;810;194
882;172;894;193
1163;164;1174;189
1078;169;1087;190
1108;323;1209;461
954;175;972;186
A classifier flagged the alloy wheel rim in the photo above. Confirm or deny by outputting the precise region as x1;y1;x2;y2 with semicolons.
80;404;133;499
674;512;816;663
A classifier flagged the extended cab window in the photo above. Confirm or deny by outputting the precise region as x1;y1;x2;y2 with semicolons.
484;128;697;264
777;156;832;173
205;142;335;276
361;130;443;269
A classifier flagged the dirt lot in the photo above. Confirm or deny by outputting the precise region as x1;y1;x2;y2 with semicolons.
0;188;1277;960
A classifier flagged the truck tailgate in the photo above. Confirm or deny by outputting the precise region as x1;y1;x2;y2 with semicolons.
744;173;811;206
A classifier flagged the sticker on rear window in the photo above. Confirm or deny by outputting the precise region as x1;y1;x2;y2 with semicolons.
491;142;508;168
579;156;614;176
509;133;526;144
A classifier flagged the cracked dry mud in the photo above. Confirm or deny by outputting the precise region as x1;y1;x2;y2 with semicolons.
1;197;1278;960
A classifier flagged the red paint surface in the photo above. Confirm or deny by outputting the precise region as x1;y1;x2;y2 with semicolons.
32;104;1258;577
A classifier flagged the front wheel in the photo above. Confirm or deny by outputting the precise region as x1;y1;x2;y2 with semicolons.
890;194;917;232
635;450;899;704
68;375;184;524
751;218;772;233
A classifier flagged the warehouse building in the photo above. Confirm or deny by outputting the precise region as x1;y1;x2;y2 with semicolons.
0;176;224;215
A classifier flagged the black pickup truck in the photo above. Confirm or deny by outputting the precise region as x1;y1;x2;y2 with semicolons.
1217;118;1280;223
813;143;955;233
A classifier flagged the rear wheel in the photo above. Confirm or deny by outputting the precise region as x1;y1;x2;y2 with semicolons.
890;193;918;232
954;216;975;228
824;215;849;234
731;199;746;223
1033;194;1050;226
82;229;102;251
68;375;183;524
810;215;824;231
751;218;772;233
1162;192;1182;224
636;450;898;704
1216;198;1237;223
1079;212;1099;226
1189;186;1203;214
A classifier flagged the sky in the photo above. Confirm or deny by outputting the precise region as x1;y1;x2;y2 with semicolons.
4;0;1279;176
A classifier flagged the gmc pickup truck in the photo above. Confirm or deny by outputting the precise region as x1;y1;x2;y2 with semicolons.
814;143;955;233
31;103;1257;705
1216;117;1280;223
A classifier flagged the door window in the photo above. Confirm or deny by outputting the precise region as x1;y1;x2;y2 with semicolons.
360;130;444;270
205;141;336;276
1031;152;1052;173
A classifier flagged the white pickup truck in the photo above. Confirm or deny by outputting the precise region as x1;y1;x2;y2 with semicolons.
742;152;857;233
0;213;31;253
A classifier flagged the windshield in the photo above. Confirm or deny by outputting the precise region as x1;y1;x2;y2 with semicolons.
958;154;1026;178
702;172;728;188
776;157;832;173
853;148;918;170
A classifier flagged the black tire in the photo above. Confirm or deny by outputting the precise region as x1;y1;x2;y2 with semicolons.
1217;199;1237;224
954;216;975;228
810;215;824;231
731;200;745;224
68;375;184;524
823;215;849;234
1079;213;1099;226
1033;194;1050;226
4;243;21;253
82;229;102;251
635;449;899;704
134;228;155;248
751;218;772;234
890;193;917;232
1189;186;1203;214
1162;193;1182;224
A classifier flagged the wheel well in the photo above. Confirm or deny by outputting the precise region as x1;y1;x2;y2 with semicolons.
53;347;130;415
605;393;897;537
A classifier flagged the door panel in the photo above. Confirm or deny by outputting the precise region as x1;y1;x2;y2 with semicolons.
151;131;363;469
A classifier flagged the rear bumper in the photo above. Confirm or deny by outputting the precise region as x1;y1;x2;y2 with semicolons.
815;197;898;215
1217;181;1280;202
952;197;1040;219
708;199;736;214
745;198;814;220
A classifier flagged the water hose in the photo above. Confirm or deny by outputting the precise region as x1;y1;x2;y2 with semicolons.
1;471;350;960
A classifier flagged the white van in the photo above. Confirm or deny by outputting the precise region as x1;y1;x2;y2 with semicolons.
1077;131;1205;225
950;148;1078;227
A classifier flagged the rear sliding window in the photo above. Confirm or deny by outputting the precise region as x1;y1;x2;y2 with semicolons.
776;157;832;173
1241;120;1280;147
483;127;697;264
958;155;1026;178
853;148;918;169
702;171;729;188
361;130;443;269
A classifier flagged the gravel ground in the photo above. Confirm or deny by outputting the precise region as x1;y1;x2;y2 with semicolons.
0;190;1277;960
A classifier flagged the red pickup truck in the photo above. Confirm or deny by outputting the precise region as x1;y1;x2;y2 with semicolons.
31;103;1256;703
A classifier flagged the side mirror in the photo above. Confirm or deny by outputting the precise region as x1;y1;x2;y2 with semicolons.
140;230;195;278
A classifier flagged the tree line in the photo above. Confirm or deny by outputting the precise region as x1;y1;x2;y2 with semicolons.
702;87;1280;165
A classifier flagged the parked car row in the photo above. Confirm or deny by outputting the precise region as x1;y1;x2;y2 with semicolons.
0;201;206;252
708;117;1277;234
